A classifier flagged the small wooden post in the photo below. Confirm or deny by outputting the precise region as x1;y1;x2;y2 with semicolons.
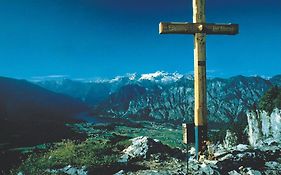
183;123;188;144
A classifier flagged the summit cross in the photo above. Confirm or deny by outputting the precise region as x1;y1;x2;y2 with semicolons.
159;0;239;159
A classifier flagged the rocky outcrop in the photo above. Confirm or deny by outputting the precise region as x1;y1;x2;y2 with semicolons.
47;165;88;175
188;142;281;175
247;109;281;147
184;108;281;175
117;136;186;175
223;130;238;149
119;136;153;163
116;135;281;175
119;136;184;163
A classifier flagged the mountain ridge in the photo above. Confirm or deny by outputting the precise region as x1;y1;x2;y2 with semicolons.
0;76;88;122
33;72;281;124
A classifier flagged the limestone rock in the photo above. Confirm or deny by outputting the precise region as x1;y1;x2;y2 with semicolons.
119;136;153;163
119;136;184;163
48;165;88;175
223;130;238;149
228;170;241;175
247;109;281;147
235;144;249;152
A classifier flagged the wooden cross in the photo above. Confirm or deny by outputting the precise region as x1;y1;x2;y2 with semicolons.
159;0;239;159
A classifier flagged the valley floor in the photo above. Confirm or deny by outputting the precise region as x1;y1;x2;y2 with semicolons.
3;119;186;175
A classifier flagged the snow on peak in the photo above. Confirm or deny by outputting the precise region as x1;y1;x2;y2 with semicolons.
108;73;137;83
139;71;183;83
109;76;124;83
139;71;165;81
127;73;137;80
100;71;186;84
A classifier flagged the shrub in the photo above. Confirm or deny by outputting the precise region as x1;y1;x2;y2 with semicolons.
12;137;131;175
259;86;281;113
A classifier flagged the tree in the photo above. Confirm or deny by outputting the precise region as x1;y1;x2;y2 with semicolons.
258;86;281;113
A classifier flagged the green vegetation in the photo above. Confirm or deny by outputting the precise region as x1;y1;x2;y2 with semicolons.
114;122;184;149
10;121;183;174
209;121;248;144
259;86;281;113
11;137;131;175
69;121;184;149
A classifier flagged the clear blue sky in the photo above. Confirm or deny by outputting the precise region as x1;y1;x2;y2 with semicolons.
0;0;280;80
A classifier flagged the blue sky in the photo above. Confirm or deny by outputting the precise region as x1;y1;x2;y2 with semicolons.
0;0;280;80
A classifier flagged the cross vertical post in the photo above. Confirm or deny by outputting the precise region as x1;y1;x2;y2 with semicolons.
193;0;207;159
159;0;239;160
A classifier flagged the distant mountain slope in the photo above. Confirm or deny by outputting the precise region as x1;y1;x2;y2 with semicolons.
95;84;147;116
35;71;186;106
270;74;281;87
92;75;276;124
0;77;88;122
34;72;281;125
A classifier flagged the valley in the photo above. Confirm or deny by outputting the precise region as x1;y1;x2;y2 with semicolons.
0;73;280;174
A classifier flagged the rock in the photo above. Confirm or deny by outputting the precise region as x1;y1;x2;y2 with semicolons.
263;138;280;146
219;154;234;161
189;147;196;155
126;170;172;175
204;160;218;166
47;165;88;175
188;159;200;171
265;161;281;170
187;139;281;174
228;170;241;175
200;163;214;174
119;136;184;163
17;172;24;175
235;144;250;152
214;150;228;158
223;130;238;149
213;144;228;158
114;170;125;175
119;136;151;163
244;168;262;175
247;109;281;147
117;134;280;175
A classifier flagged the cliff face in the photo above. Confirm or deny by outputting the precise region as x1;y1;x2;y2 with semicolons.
118;76;272;124
36;74;281;125
247;109;281;147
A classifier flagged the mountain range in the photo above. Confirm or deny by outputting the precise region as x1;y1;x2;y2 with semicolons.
34;72;281;125
0;76;87;122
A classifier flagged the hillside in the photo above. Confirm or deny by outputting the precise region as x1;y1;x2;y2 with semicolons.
0;77;90;172
0;77;88;122
35;73;281;125
92;75;275;125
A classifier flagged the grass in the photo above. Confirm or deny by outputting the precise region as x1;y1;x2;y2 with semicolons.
10;138;131;175
68;121;184;149
10;120;183;174
114;123;184;149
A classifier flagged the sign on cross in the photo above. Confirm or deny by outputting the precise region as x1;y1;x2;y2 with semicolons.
159;0;239;159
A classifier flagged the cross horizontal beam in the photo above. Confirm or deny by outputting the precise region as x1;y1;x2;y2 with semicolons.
159;22;239;35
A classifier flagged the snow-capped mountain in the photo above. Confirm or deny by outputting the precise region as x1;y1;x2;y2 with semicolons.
34;72;281;125
35;71;188;105
139;71;184;83
100;71;185;84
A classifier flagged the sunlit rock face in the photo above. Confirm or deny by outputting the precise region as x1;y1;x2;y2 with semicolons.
223;130;238;149
94;75;272;124
247;109;281;147
37;74;281;125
